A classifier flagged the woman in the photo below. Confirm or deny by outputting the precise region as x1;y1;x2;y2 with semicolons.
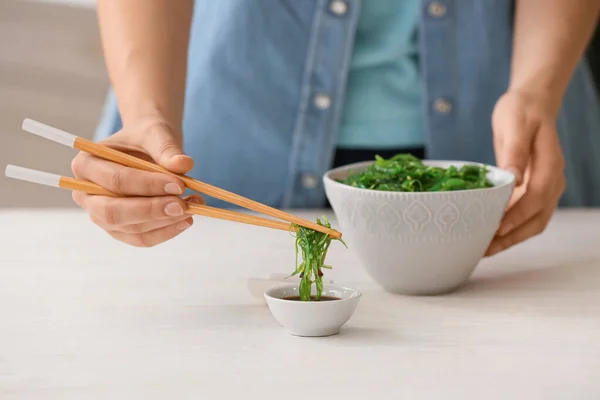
72;0;600;253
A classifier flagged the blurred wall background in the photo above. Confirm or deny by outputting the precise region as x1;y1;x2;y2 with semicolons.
0;0;598;208
0;0;105;208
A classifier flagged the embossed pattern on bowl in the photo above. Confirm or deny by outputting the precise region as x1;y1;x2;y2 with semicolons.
323;160;514;295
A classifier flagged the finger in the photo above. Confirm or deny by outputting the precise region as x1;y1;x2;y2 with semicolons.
487;174;563;256
88;194;204;233
493;109;533;186
91;213;192;234
71;152;185;196
72;192;188;226
496;126;562;236
108;217;194;248
140;122;194;174
504;171;528;211
486;207;554;256
183;194;205;205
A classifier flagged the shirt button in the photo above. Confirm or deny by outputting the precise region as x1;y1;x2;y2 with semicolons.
329;0;348;16
434;98;452;114
428;1;447;18
314;93;332;110
302;174;319;189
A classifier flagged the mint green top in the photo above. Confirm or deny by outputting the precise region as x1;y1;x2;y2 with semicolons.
337;0;423;149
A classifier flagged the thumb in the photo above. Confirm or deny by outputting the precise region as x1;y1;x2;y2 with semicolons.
497;135;530;186
141;123;194;174
493;117;533;187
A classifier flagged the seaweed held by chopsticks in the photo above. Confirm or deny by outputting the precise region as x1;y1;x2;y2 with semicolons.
340;153;494;192
289;216;346;301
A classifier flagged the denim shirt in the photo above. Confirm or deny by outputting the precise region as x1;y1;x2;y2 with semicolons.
95;0;600;208
338;0;424;149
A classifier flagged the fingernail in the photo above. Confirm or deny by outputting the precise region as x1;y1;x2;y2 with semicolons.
176;219;192;231
499;223;513;236
164;183;183;195
164;202;184;216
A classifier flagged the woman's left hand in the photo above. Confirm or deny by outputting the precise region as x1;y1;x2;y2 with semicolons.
486;90;566;256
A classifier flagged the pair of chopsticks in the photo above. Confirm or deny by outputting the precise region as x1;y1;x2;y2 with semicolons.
5;119;341;238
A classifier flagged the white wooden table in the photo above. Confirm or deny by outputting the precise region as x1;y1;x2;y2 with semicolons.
1;209;599;399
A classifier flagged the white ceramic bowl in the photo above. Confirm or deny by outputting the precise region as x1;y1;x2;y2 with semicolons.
323;160;514;295
264;284;362;337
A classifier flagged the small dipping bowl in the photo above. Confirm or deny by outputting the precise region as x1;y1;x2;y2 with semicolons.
264;284;362;337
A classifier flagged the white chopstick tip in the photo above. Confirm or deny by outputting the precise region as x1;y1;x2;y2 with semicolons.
4;165;14;178
5;164;23;179
22;118;77;148
5;165;61;188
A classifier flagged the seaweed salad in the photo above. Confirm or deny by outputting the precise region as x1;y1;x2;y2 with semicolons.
289;216;346;301
341;153;493;192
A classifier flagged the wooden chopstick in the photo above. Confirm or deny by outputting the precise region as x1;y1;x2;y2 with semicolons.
5;165;293;233
21;119;341;239
186;203;291;232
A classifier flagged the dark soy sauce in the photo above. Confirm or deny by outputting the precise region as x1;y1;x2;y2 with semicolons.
283;296;340;302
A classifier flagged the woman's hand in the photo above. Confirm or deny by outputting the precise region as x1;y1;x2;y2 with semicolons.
71;119;204;247
486;90;566;256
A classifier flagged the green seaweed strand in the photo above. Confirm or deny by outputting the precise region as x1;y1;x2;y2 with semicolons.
289;216;346;301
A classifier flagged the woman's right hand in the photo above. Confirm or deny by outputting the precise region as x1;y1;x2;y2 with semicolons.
71;119;204;247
